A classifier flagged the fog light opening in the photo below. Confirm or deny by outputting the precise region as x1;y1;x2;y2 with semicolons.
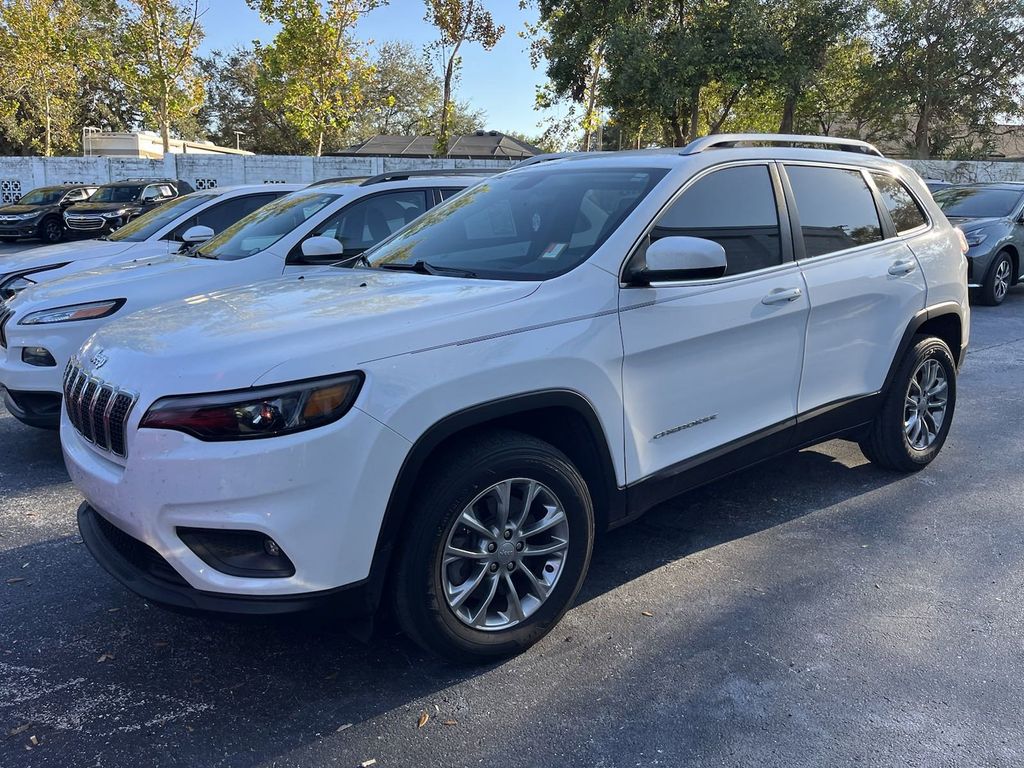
177;527;296;578
264;538;282;557
22;347;57;367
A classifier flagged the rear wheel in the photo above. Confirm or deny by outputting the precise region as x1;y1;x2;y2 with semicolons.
979;251;1013;306
859;336;957;472
37;216;64;244
393;430;594;661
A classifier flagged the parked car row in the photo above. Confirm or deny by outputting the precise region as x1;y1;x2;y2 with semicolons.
0;178;193;244
0;137;979;660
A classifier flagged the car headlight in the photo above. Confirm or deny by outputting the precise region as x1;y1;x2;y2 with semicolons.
140;372;364;441
964;230;988;247
17;211;42;220
19;299;125;325
100;210;127;219
0;263;70;300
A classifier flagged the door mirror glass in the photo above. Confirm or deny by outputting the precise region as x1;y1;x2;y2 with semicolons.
629;236;728;284
300;235;344;260
181;225;215;244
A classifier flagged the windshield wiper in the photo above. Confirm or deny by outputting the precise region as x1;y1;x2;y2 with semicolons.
378;260;477;278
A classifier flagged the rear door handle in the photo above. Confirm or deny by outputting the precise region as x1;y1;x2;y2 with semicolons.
762;287;803;305
888;259;917;276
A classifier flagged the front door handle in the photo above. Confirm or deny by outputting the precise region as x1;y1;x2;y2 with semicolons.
888;259;917;276
762;287;803;305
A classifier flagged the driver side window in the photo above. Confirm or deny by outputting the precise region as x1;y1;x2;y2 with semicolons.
652;164;783;277
291;190;428;263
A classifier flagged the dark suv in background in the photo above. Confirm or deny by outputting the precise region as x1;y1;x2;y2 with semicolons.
63;178;195;236
0;184;98;244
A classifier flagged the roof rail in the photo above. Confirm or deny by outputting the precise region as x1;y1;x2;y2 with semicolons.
510;152;585;169
359;168;498;186
681;133;884;157
307;176;370;187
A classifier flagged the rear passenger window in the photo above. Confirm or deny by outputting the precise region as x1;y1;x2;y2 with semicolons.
787;166;883;258
654;165;782;276
871;173;928;234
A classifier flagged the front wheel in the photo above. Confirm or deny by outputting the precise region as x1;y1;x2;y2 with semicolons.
979;251;1013;306
393;431;594;661
859;336;957;472
37;216;64;244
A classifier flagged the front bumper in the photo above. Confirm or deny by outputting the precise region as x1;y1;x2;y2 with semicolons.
62;401;411;602
2;387;61;428
78;503;375;615
0;317;101;406
0;222;40;238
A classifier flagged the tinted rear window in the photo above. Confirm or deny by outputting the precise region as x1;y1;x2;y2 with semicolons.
872;174;928;234
787;166;883;258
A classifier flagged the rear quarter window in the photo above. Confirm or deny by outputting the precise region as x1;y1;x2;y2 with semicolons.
871;173;929;234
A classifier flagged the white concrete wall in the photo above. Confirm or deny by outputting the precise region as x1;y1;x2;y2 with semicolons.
0;155;519;202
902;159;1024;184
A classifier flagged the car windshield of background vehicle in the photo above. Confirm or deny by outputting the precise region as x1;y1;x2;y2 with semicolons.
362;167;668;280
106;193;219;243
196;190;341;261
933;187;1021;218
91;185;144;203
17;188;66;205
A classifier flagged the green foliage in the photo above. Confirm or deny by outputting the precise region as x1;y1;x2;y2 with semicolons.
247;0;381;156
119;0;206;152
423;0;504;154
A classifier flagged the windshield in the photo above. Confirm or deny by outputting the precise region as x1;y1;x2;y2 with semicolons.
105;192;219;243
16;188;66;206
197;190;340;260
362;167;667;280
91;185;144;203
934;187;1022;218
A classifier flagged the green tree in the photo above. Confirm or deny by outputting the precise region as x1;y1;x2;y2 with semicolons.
0;0;101;155
248;0;380;156
349;41;484;139
198;47;305;154
423;0;504;155
868;0;1024;158
120;0;206;152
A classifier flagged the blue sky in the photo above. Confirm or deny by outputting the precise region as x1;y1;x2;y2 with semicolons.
198;0;548;136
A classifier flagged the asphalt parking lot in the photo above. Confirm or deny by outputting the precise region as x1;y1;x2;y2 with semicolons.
2;236;1023;766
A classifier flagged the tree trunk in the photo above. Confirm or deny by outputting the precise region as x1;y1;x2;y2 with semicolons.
580;45;604;151
915;102;931;159
316;129;324;158
669;113;685;147
438;50;458;157
779;81;799;134
44;92;51;157
687;86;701;142
160;94;171;155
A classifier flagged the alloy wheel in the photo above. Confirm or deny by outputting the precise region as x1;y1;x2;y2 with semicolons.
904;358;948;451
994;258;1012;302
441;477;569;631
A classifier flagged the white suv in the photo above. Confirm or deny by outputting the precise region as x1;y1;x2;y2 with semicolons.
61;136;969;660
0;184;303;299
0;174;480;428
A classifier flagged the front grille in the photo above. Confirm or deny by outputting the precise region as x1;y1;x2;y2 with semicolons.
0;305;11;348
65;215;106;230
93;512;188;587
63;362;137;458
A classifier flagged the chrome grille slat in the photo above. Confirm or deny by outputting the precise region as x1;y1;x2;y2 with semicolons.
62;362;137;458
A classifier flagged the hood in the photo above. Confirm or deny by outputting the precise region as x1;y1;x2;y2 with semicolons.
0;239;137;278
945;216;1006;229
0;204;49;215
78;271;540;394
66;201;140;214
10;253;228;307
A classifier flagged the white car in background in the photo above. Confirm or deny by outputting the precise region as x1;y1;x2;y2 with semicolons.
0;173;482;428
0;184;304;300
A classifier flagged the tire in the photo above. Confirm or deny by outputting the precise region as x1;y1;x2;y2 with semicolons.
859;335;957;472
393;430;594;662
978;250;1013;306
37;216;64;244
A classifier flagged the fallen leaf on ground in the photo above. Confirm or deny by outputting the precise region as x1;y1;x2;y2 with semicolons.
337;723;352;732
417;711;429;728
5;578;25;585
96;652;114;663
154;641;169;648
8;724;30;737
641;611;654;617
442;719;458;727
359;760;377;767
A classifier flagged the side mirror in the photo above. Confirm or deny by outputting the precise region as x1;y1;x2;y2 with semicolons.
181;225;214;244
627;236;728;284
301;236;344;260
